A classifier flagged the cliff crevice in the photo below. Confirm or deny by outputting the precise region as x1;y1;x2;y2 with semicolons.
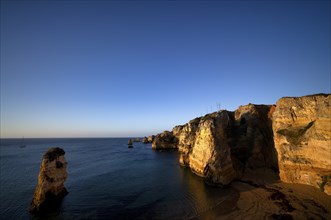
153;104;278;186
152;94;331;194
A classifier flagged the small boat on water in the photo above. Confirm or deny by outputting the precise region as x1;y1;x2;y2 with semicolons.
128;139;133;148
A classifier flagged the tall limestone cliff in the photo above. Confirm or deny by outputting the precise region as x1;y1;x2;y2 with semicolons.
273;94;331;195
186;111;239;185
152;94;331;193
153;104;277;186
176;117;201;166
29;147;68;214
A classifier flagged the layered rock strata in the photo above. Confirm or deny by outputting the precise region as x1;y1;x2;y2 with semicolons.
186;111;239;185
273;94;331;195
153;104;277;186
29;147;68;213
152;94;331;193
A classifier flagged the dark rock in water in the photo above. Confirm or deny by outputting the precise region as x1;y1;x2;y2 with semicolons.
128;139;133;147
29;147;68;214
133;138;141;142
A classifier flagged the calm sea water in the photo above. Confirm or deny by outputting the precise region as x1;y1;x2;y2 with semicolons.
0;138;237;220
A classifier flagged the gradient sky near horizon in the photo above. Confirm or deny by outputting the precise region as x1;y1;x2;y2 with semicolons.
1;0;330;138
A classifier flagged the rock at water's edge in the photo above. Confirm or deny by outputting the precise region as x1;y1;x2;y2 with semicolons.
152;131;178;150
187;111;239;185
142;137;149;143
128;139;133;146
177;104;277;186
153;104;277;186
272;94;331;195
152;93;331;194
148;135;155;143
29;147;68;214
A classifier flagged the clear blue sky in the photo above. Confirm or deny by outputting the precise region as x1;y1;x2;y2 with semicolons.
1;0;330;138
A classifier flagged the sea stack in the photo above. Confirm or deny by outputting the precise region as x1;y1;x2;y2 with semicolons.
128;139;133;148
29;147;68;214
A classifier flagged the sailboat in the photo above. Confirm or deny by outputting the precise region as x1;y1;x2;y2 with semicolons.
19;137;26;148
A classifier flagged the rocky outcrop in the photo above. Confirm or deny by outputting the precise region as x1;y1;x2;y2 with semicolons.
234;104;277;170
186;105;277;185
148;135;155;143
153;94;331;193
133;138;141;142
177;117;201;166
143;135;155;144
29;147;68;214
152;131;178;150
142;137;149;143
154;104;277;186
187;111;239;185
273;94;331;195
128;139;133;147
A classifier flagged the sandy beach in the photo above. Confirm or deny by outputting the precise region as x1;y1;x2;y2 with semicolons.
195;168;331;220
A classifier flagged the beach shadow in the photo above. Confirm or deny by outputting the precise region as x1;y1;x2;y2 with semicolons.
219;168;331;220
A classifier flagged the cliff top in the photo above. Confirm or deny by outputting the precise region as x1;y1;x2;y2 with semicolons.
43;147;65;162
282;93;330;99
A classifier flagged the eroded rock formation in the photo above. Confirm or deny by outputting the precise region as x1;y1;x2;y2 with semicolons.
152;131;178;150
29;147;68;214
143;136;155;144
187;111;239;185
142;137;149;143
234;104;278;170
175;117;201;166
148;135;155;143
152;94;331;193
273;94;331;195
153;104;277;186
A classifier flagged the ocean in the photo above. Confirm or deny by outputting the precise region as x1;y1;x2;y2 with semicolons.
0;138;236;220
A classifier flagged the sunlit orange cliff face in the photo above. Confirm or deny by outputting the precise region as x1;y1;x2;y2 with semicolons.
152;94;331;195
29;147;68;214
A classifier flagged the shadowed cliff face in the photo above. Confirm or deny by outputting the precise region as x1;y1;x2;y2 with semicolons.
233;104;278;170
152;94;331;194
29;147;68;214
188;105;278;186
273;94;331;195
152;131;178;150
153;104;278;186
